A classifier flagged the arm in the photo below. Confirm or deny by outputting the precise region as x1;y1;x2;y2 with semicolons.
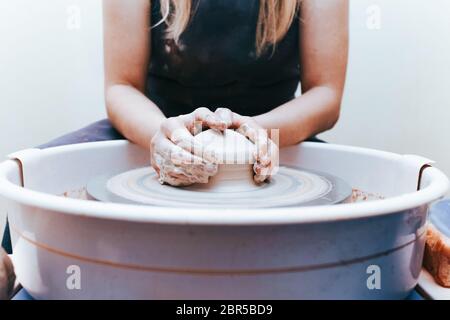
103;0;165;150
254;0;349;147
104;0;226;186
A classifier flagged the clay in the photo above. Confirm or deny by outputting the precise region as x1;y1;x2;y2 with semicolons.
84;129;353;208
194;129;256;165
193;129;257;190
423;224;450;287
85;164;351;208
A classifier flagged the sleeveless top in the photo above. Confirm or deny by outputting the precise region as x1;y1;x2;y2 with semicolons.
147;0;300;117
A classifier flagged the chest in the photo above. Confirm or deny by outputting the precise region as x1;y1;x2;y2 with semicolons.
149;0;300;85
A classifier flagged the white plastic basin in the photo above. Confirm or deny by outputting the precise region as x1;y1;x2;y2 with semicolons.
0;141;448;299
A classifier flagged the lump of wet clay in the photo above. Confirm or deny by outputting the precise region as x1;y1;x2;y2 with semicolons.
423;200;450;287
193;129;257;191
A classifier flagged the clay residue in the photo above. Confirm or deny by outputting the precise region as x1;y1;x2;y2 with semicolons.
349;188;384;203
62;188;89;200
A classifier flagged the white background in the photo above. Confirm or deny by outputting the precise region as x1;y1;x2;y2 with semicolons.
321;0;450;179
0;0;105;153
0;0;449;173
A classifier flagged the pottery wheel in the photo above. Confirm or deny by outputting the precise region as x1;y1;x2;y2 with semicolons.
87;166;352;208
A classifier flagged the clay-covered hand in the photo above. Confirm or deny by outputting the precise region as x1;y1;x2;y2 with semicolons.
0;248;15;300
151;107;228;186
214;108;279;183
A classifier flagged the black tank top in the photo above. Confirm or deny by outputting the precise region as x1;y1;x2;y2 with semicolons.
147;0;300;117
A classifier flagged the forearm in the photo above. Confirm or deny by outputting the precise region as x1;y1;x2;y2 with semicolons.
253;85;341;147
105;84;166;149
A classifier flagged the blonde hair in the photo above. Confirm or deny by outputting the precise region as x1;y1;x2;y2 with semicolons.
158;0;300;55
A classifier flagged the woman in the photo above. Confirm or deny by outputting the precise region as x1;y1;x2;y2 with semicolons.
0;0;348;298
104;0;348;185
103;0;348;186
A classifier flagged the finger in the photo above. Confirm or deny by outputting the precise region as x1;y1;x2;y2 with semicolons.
163;173;192;186
267;140;280;173
254;128;269;162
164;166;214;186
172;130;219;164
254;162;273;176
155;136;202;166
170;150;218;171
151;139;194;186
154;133;218;178
156;138;218;176
253;162;271;183
226;113;250;129
150;133;164;171
157;164;193;186
150;152;161;175
161;118;220;163
236;123;257;141
162;121;202;154
161;116;199;144
167;171;191;183
214;108;234;128
184;170;213;184
237;123;268;161
182;161;218;177
255;140;279;180
193;107;227;131
160;117;196;148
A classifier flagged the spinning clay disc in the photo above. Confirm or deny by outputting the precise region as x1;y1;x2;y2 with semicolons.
87;167;352;208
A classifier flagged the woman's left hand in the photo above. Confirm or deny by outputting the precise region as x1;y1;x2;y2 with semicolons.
214;108;279;183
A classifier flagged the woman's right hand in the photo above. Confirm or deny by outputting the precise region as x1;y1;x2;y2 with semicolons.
150;108;228;186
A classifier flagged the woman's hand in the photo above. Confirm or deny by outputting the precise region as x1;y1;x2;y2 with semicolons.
151;107;228;186
214;108;279;183
0;248;15;300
